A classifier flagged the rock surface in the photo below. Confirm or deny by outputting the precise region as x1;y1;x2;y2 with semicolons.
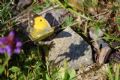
42;9;69;27
49;27;93;70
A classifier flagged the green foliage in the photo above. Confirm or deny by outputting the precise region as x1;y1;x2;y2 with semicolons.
104;33;120;42
0;65;4;74
47;61;76;80
107;64;120;80
0;0;12;25
9;66;20;73
32;0;52;13
115;16;120;24
32;3;43;13
0;0;15;36
62;16;74;27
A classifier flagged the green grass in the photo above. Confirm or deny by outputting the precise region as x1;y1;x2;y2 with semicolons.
107;64;120;80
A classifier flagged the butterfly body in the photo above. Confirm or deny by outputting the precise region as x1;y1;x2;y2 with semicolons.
27;13;54;44
27;14;54;44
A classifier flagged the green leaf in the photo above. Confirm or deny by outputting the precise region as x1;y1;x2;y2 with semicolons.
63;16;74;27
0;65;5;74
18;73;26;80
92;0;98;6
68;68;76;80
116;16;120;24
107;65;114;80
63;70;70;80
9;66;20;73
118;26;120;31
115;64;120;80
46;74;51;80
32;4;42;13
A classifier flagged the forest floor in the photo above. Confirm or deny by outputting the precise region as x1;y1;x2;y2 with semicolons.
0;0;120;80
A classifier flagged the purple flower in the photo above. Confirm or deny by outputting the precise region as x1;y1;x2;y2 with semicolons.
0;31;22;56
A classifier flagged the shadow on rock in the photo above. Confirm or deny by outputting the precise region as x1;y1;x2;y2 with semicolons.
55;31;72;38
58;40;89;62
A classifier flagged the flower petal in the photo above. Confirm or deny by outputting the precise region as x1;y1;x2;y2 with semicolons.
8;31;15;41
0;37;7;44
5;46;12;56
0;31;22;56
16;41;22;47
0;48;5;54
14;48;21;54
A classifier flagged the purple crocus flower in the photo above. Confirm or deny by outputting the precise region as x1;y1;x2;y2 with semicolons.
0;31;22;56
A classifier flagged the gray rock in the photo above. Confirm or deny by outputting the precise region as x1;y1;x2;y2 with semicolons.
97;39;111;64
42;9;69;27
49;27;93;70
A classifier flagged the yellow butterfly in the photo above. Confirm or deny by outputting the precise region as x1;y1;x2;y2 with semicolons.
27;13;54;42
